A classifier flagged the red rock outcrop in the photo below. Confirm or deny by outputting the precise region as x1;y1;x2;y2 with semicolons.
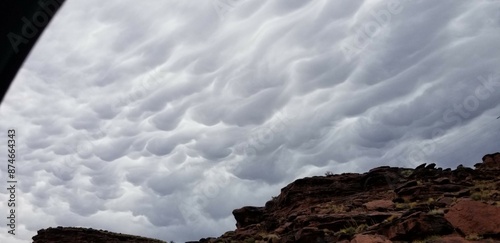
32;227;166;243
33;152;500;243
478;152;500;169
445;199;500;236
187;153;500;242
363;200;394;211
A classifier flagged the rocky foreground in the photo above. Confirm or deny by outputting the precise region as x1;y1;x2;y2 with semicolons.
33;153;500;243
187;152;500;243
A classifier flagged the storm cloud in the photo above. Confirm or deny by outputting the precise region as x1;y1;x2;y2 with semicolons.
1;0;500;242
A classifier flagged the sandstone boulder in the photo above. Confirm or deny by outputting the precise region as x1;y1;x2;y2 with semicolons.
378;213;454;241
444;199;500;236
363;200;394;211
232;206;266;228
482;153;500;168
294;227;325;243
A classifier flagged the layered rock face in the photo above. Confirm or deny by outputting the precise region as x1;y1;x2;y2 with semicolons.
32;227;166;243
188;153;500;243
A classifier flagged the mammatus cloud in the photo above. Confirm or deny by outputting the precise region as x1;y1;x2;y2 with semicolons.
0;0;500;242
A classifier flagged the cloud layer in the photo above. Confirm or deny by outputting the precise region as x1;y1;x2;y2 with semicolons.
1;0;500;242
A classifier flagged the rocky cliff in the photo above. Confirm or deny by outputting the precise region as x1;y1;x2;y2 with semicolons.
33;152;500;243
188;152;500;243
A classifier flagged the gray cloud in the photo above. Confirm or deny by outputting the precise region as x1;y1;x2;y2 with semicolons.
1;0;500;242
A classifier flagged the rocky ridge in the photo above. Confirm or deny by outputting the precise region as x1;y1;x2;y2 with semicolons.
32;152;500;243
32;226;167;243
188;152;500;243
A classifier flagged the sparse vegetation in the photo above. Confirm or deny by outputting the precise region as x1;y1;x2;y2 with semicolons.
401;169;413;177
428;209;444;215
322;228;333;236
401;196;412;203
471;189;497;201
329;204;346;213
334;224;367;237
471;180;500;201
256;232;279;242
325;171;334;176
244;237;256;243
395;201;418;209
395;203;406;209
383;214;399;223
471;192;483;201
267;234;279;240
465;233;483;241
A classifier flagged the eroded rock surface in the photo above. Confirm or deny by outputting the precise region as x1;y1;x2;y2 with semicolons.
188;152;500;242
445;199;500;236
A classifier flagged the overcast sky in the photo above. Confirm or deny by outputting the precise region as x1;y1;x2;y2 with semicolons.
1;0;500;242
